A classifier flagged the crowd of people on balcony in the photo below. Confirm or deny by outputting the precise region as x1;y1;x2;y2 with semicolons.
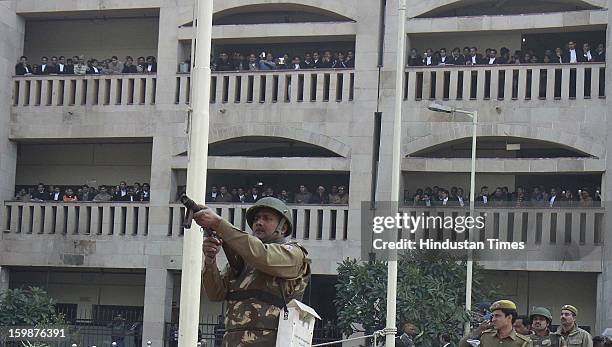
13;182;150;202
407;185;601;207
14;55;158;76
202;183;349;204
210;50;355;72
407;41;605;67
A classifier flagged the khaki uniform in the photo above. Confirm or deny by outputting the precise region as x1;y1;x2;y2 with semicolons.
556;325;593;347
530;331;566;347
459;329;533;347
202;219;311;347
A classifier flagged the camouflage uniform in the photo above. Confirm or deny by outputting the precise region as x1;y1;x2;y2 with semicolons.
556;325;592;347
202;212;311;346
529;307;565;347
556;305;592;347
531;332;565;347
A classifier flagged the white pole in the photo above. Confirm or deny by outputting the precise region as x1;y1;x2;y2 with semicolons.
178;0;213;346
464;110;477;335
386;0;406;345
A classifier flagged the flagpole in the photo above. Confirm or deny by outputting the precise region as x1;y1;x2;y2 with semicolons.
177;0;213;345
385;0;406;345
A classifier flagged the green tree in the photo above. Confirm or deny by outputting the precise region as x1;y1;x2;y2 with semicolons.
0;287;66;347
334;251;498;346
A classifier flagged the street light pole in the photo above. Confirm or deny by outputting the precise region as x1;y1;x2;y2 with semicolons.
465;109;477;336
427;103;477;335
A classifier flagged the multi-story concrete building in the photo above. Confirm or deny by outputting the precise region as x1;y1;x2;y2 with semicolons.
0;0;611;345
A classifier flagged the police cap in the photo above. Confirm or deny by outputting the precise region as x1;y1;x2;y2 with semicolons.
490;300;517;311
561;305;578;316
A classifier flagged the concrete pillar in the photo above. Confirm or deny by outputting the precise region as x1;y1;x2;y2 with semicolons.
142;267;174;347
344;0;381;259
597;7;612;334
0;266;9;292
155;3;181;105
0;2;23;226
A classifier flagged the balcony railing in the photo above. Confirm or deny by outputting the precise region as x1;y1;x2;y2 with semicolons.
176;69;355;105
3;201;150;236
399;206;604;248
12;74;157;107
168;203;349;241
2;201;349;243
405;63;605;102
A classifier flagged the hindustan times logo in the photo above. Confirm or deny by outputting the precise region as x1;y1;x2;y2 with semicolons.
372;213;485;234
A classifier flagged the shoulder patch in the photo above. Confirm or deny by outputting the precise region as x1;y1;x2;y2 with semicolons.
517;334;531;342
282;244;294;251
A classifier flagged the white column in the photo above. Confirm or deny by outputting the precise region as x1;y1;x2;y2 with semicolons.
597;11;612;333
142;268;174;347
0;3;23;229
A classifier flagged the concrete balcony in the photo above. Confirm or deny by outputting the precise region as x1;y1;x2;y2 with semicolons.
399;205;604;272
12;74;157;108
0;201;354;274
405;62;605;103
10;69;355;109
1;201;603;273
176;69;355;105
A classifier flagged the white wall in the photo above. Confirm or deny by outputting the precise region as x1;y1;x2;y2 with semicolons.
409;32;522;55
24;18;159;62
16;143;152;186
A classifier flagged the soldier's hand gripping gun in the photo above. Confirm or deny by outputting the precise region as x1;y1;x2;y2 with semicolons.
180;194;216;237
179;194;244;272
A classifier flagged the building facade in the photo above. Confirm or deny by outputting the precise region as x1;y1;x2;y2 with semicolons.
0;0;611;345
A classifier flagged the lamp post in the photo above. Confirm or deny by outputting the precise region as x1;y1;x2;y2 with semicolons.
427;102;478;335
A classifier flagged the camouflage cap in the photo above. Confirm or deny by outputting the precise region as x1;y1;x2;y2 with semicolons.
561;305;578;316
530;307;553;322
246;197;293;236
490;300;517;311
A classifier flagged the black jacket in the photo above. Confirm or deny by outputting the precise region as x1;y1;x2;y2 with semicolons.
15;63;32;75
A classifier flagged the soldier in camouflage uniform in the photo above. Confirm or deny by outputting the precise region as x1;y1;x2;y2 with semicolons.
195;197;311;347
529;307;565;347
556;305;593;347
459;300;533;347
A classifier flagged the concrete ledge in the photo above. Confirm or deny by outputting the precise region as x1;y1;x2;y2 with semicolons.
402;157;604;173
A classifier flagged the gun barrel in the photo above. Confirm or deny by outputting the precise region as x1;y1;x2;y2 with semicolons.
180;194;202;213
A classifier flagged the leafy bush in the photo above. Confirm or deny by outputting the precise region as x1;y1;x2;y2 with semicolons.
334;251;498;346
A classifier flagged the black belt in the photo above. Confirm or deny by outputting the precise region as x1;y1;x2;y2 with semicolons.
226;289;286;309
224;327;277;333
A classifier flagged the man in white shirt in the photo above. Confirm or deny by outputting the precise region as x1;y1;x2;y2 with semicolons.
51;187;62;201
549;188;558;207
207;185;218;202
487;49;498;64
565;41;584;63
36;56;51;75
56;56;67;74
582;42;593;62
478;186;489;204
424;48;434;66
438;48;450;65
